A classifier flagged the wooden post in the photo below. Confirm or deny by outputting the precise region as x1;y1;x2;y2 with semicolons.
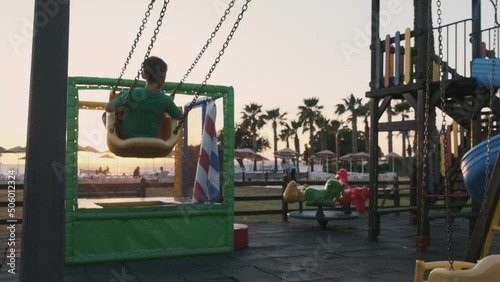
393;176;400;208
20;1;70;281
471;0;482;61
414;0;431;251
368;0;380;241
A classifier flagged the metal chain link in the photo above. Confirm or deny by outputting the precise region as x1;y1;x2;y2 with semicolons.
420;0;432;260
112;0;157;93
480;0;498;259
436;0;455;269
128;0;170;96
490;0;500;26
173;0;252;135
170;0;237;99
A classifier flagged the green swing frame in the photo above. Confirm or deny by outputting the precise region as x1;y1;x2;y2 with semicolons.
64;76;235;264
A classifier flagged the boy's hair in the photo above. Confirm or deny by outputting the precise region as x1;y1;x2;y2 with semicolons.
143;56;168;84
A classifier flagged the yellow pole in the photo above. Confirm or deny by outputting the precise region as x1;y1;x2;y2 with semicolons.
452;121;459;158
440;134;445;177
433;61;440;82
482;198;500;258
173;126;184;199
404;28;412;84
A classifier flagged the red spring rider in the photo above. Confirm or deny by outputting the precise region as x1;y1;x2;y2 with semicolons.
334;169;369;212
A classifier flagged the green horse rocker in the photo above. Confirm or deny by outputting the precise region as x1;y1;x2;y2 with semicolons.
283;169;369;213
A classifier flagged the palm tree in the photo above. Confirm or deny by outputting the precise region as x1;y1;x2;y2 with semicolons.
298;98;324;171
290;119;302;170
240;103;266;171
279;123;293;149
335;93;364;153
290;120;301;155
263;108;287;172
393;101;412;158
315;114;331;151
358;102;371;153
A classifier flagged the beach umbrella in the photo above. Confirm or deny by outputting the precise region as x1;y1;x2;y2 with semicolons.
234;148;258;171
5;146;26;153
314;150;336;173
386;152;402;173
79;145;101;170
0;147;4;173
315;150;336;157
99;154;116;175
339;153;354;171
234;148;256;159
252;154;269;162
99;154;115;159
274;147;299;159
352;152;370;173
339;153;353;161
352;152;370;159
4;146;26;173
252;154;269;172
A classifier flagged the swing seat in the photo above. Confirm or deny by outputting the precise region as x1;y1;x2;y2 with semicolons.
427;255;500;282
471;58;500;88
414;259;477;282
106;112;179;158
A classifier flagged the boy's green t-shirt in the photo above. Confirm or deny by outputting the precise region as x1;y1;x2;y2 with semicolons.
111;88;182;139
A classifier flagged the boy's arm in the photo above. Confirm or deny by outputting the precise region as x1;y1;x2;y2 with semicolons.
105;91;127;112
105;102;116;112
165;96;183;120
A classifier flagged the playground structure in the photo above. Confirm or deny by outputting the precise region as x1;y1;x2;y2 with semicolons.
367;0;498;244
366;0;500;280
65;77;235;264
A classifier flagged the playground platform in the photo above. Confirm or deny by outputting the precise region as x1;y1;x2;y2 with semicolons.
1;214;499;281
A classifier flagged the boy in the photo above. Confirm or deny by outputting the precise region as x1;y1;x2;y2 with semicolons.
105;56;182;139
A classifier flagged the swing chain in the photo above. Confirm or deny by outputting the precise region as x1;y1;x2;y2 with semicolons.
113;0;169;127
419;0;433;259
436;0;455;268
129;0;170;93
112;0;157;93
170;0;237;99
490;0;500;27
481;4;497;259
173;0;252;135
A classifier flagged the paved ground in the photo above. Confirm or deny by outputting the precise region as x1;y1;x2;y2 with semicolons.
1;214;499;281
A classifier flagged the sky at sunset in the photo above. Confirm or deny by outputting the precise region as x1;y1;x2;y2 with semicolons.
1;0;498;171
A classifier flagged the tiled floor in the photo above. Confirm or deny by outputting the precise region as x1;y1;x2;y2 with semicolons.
1;214;499;281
